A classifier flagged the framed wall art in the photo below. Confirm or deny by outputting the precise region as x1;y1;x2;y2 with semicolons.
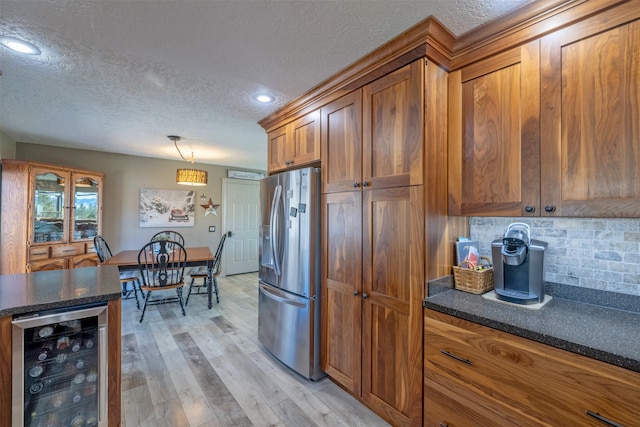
139;188;196;228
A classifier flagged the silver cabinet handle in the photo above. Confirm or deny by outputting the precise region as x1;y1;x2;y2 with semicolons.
440;349;473;365
585;410;624;427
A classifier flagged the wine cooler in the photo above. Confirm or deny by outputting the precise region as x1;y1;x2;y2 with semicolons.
11;303;108;427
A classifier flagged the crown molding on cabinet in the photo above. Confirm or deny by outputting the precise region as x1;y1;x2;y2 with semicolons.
258;0;634;132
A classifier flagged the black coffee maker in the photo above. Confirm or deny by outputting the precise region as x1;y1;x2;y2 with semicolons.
491;223;547;304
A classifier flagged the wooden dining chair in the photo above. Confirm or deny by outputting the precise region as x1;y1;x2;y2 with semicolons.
94;235;142;309
185;234;226;306
137;239;188;322
150;230;185;247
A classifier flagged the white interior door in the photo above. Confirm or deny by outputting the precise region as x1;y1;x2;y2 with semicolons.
222;178;260;275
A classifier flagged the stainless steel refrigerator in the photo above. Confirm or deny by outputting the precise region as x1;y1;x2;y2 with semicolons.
258;167;325;380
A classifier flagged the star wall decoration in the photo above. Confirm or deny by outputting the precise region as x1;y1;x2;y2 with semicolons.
200;197;220;216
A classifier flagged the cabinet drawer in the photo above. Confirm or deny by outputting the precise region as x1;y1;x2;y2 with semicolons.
51;242;85;258
424;309;640;426
28;246;50;261
424;378;525;427
86;241;96;253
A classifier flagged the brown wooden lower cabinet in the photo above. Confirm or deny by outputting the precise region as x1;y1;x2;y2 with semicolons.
70;253;100;269
424;378;523;426
322;186;424;426
423;309;640;427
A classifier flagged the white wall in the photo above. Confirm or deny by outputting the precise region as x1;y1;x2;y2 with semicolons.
14;143;265;254
0;130;16;160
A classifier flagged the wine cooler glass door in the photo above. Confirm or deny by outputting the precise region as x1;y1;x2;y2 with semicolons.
12;303;108;427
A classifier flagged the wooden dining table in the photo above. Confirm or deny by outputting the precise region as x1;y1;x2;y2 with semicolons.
104;246;216;309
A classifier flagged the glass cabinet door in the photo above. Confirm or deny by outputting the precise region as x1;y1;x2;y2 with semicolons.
71;174;101;241
32;170;68;244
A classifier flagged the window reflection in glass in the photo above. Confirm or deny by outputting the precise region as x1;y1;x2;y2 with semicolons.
33;173;65;243
73;177;99;240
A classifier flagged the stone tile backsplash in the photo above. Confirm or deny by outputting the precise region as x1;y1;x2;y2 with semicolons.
469;217;640;296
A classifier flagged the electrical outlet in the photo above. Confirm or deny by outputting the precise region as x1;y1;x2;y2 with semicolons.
209;226;216;232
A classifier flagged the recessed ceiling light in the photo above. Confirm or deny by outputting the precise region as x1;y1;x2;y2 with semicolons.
254;94;274;103
0;36;41;55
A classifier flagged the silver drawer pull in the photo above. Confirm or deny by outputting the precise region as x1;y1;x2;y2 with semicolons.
62;249;77;253
440;349;473;365
585;410;624;427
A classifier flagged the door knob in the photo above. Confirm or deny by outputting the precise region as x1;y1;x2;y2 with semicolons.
362;293;369;299
544;205;556;213
524;205;535;213
227;231;233;237
353;291;359;296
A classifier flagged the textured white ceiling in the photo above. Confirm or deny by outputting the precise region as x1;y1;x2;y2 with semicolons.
0;0;531;171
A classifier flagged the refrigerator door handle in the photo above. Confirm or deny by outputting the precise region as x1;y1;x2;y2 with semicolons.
270;185;282;276
259;283;306;308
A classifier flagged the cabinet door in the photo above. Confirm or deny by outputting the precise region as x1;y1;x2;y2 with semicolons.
289;110;320;167
362;186;424;426
321;191;362;395
321;90;363;193
70;172;102;242
363;60;424;190
267;125;289;173
28;258;67;272
541;15;640;217
70;253;99;268
449;41;541;216
30;167;70;245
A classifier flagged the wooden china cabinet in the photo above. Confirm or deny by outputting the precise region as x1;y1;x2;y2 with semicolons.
1;160;103;274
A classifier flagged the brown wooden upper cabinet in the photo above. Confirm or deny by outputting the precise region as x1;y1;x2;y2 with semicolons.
321;60;424;194
449;9;640;217
448;40;541;217
539;13;640;217
267;110;320;173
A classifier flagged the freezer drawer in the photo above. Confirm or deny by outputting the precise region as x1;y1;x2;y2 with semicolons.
258;282;324;381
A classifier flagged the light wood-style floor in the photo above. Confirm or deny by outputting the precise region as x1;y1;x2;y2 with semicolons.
120;272;390;427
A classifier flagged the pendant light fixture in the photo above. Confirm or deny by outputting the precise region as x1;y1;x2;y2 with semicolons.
169;135;208;186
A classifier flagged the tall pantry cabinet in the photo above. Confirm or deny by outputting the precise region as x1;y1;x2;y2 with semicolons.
321;60;427;427
1;160;103;274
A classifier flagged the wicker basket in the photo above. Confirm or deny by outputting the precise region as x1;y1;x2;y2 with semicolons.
453;258;494;294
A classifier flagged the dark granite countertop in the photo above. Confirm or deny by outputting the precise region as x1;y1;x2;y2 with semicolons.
0;266;122;317
424;277;640;373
